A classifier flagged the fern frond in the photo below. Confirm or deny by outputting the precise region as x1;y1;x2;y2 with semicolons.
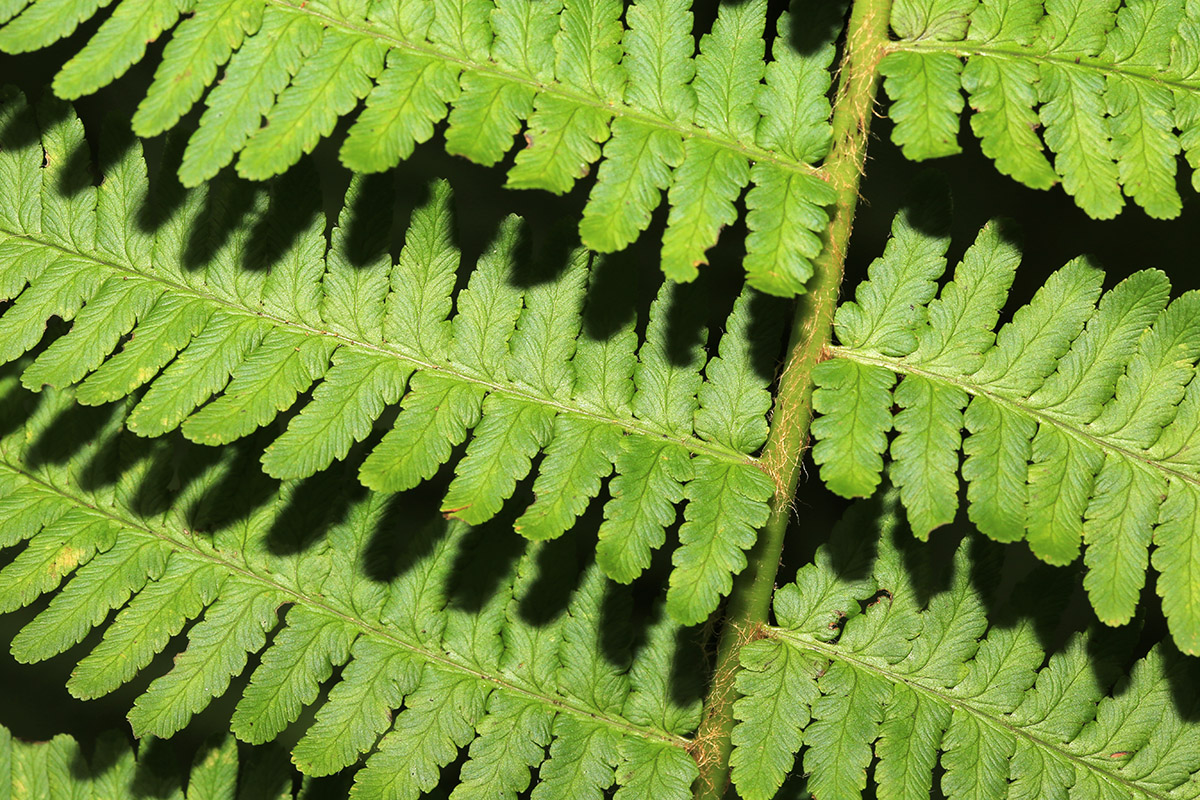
0;89;784;625
811;193;1200;653
1;722;297;798
0;0;845;295
0;360;703;795
883;0;1200;219
730;489;1200;800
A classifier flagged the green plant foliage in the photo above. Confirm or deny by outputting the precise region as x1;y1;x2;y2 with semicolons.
812;189;1200;653
0;0;845;295
10;319;1198;800
731;489;1200;800
8;1;1200;798
0;88;787;626
6;0;1199;280
0;352;703;797
1;723;300;799
883;0;1200;219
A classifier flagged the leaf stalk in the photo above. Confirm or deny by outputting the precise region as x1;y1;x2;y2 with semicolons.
691;0;895;795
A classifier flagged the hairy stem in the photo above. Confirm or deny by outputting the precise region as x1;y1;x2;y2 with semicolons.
692;0;894;795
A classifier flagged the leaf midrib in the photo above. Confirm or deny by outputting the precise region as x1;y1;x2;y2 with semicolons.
0;455;693;750
1;227;758;467
888;39;1199;95
261;0;825;181
773;628;1170;800
832;345;1200;492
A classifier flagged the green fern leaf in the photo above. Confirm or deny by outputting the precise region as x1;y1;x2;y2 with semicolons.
515;416;622;541
577;0;691;252
827;185;951;357
741;1;841;293
56;0;193;100
0;0;111;54
261;349;413;479
505;0;623;193
20;278;164;391
178;9;324;186
892;0;977;40
732;489;1200;800
359;372;487;493
881;0;1200;219
351;667;489;799
668;457;774;625
74;295;214;406
0;92;783;623
290;637;416;776
890;375;965;538
230;607;357;744
0;363;703;794
729;638;819;800
236;30;388;180
1151;480;1200;664
182;332;338;446
382;179;459;356
130;0;263;136
580;118;685;254
0;0;25;23
34;98;96;251
960;0;1055;189
613;738;697;800
880;51;965;159
9;537;170;663
812;359;897;499
659;0;764;281
0;257;106;364
341;50;461;172
812;196;1200;653
124;313;271;438
595;437;693;583
533;716;622;800
0;510;118;615
453;694;555;800
0;721;293;799
596;281;702;584
127;580;285;738
0;0;842;293
440;395;557;524
68;555;225;700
